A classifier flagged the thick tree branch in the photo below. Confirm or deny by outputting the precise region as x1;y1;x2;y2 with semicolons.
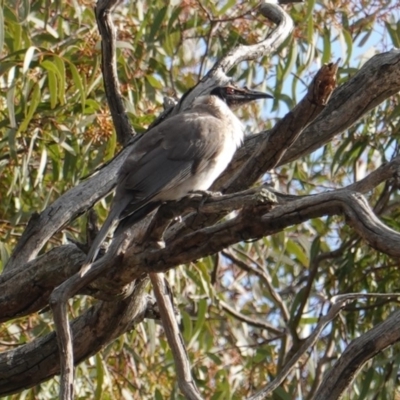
226;61;339;192
4;50;398;274
1;169;400;393
1;157;399;324
0;278;149;396
218;49;400;190
127;190;400;277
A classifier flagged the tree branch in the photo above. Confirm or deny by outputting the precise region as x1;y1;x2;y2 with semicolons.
4;51;398;274
246;293;400;400
2;154;400;325
219;299;283;336
127;190;400;277
0;278;149;396
217;49;400;191
95;0;135;146
171;0;294;113
313;302;400;400
226;60;339;192
150;273;203;400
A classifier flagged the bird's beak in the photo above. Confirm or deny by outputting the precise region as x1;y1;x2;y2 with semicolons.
239;88;273;101
225;87;273;108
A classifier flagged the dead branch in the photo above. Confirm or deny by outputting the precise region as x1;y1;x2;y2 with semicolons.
225;61;339;192
171;0;295;113
0;278;149;396
313;300;400;400
1;156;400;325
246;293;400;400
95;0;135;146
150;273;203;400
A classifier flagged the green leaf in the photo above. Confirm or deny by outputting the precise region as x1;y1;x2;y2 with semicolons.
148;6;168;42
385;22;400;47
47;68;58;108
94;353;104;400
289;287;307;320
189;298;208;347
340;28;353;65
18;82;40;133
286;239;309;267
6;84;16;128
67;60;86;111
16;0;30;22
0;7;4;53
53;55;66;105
305;0;316;22
181;309;193;343
146;74;163;89
322;27;331;64
23;46;38;74
310;237;321;260
155;388;163;400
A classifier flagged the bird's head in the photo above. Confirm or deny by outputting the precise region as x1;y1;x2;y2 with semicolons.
210;85;273;109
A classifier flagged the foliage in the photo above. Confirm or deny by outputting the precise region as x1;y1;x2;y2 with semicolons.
1;0;400;399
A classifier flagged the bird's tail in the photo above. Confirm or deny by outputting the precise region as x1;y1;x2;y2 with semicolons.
80;198;129;276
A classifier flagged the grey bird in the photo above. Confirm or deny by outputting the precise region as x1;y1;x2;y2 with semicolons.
81;85;272;274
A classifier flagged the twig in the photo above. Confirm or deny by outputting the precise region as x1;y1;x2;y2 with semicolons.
223;249;290;324
246;292;400;400
51;298;74;400
172;0;294;113
219;299;283;336
312;295;400;400
149;273;203;400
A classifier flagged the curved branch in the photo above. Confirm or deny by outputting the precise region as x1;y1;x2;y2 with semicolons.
172;0;294;112
95;0;135;146
246;293;400;400
0;278;149;396
219;299;283;336
3;148;129;272
127;190;400;278
313;309;400;400
2;156;400;324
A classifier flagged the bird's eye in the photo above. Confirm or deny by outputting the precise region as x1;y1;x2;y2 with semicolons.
226;87;235;95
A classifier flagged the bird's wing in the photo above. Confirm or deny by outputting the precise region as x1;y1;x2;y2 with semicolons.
120;112;225;197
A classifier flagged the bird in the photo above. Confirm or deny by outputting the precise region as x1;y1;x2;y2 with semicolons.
80;84;272;275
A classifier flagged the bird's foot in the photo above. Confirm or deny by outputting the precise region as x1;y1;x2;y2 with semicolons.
189;189;221;198
188;190;221;210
